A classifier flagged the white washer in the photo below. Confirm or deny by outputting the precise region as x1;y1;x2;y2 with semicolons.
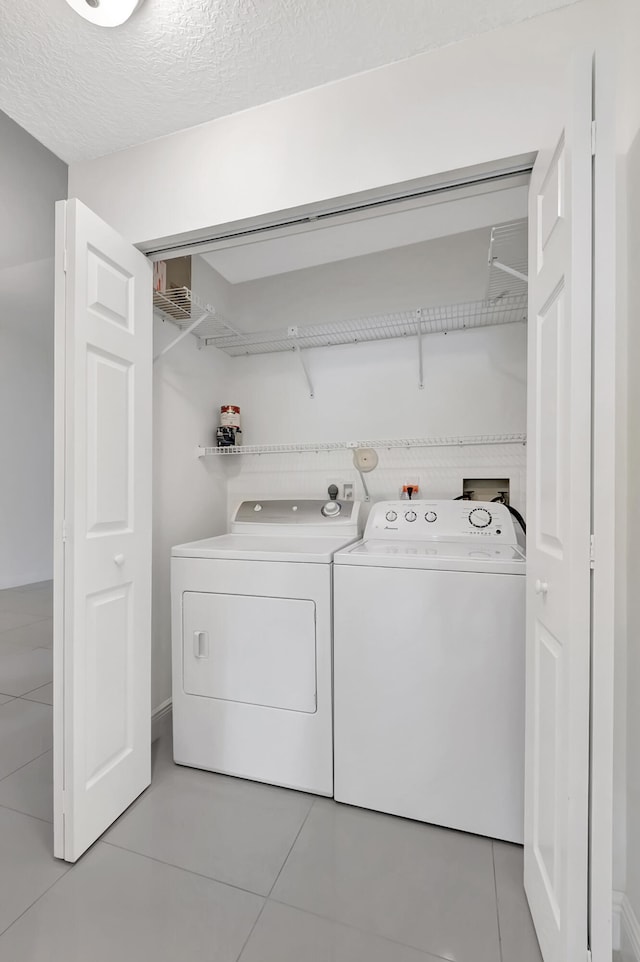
333;499;526;843
171;499;361;795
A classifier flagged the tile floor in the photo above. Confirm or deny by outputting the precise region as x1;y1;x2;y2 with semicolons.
0;581;542;962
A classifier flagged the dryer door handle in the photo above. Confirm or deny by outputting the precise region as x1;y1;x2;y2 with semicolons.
193;630;209;659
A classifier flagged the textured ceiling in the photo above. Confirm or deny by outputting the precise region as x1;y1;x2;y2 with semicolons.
0;0;578;164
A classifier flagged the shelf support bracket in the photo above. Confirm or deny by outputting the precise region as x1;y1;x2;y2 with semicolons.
293;344;315;398
491;260;528;284
416;309;424;390
153;310;213;362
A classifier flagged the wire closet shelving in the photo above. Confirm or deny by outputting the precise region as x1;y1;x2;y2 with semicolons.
196;433;527;458
153;287;240;360
486;219;528;300
153;220;530;450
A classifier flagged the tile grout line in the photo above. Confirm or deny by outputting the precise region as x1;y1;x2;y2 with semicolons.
19;685;53;703
265;893;457;962
100;839;269;899
0;615;53;633
492;841;505;962
265;796;317;900
261;797;462;961
235;899;268;962
2;689;53;703
0;854;80;941
0;800;51;824
236;799;334;962
0;747;52;784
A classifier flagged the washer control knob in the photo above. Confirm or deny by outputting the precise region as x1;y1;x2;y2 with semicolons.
425;511;437;523
469;508;492;528
405;510;417;522
321;501;342;518
385;510;398;522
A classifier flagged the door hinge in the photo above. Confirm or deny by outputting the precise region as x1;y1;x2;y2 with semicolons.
62;248;68;274
590;533;595;569
591;120;597;156
62;520;69;544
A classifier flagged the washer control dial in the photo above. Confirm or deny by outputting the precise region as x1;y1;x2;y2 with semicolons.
425;511;437;523
321;501;342;518
385;510;398;522
469;507;492;528
404;510;417;522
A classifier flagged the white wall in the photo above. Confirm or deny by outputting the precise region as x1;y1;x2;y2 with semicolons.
0;111;67;589
151;265;230;711
68;3;595;248
230;228;491;332
0;261;57;588
224;324;527;517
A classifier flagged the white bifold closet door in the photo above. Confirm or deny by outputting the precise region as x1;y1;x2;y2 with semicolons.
524;57;593;962
53;198;153;862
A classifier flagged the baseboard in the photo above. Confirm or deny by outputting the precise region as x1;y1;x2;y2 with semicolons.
621;893;640;962
151;698;172;742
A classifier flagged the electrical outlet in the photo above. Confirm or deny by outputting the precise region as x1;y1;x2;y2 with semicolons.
343;483;354;501
401;477;420;499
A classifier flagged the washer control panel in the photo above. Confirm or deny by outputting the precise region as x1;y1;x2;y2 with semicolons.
365;500;519;544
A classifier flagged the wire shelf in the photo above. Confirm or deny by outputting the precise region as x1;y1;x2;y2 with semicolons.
203;295;528;356
487;220;528;300
153;287;238;340
197;433;527;458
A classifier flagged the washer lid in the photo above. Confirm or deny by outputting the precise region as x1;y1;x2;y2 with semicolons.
171;533;358;564
334;539;526;574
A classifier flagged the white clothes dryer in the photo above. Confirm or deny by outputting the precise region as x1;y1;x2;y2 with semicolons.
171;499;361;796
333;499;525;843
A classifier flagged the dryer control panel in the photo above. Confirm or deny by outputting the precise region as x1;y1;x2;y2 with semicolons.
365;500;519;544
231;499;362;539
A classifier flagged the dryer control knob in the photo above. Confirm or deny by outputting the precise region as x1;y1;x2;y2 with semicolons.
385;510;398;522
425;511;437;523
469;507;492;528
321;501;342;518
405;510;417;522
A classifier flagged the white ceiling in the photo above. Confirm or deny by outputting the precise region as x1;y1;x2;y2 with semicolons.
0;0;578;164
202;181;529;283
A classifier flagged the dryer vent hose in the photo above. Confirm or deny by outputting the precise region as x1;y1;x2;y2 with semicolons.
491;497;527;535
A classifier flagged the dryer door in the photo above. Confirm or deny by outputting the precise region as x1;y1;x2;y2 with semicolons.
182;591;317;713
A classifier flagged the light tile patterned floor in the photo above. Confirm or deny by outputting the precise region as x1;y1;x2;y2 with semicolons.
0;581;542;962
